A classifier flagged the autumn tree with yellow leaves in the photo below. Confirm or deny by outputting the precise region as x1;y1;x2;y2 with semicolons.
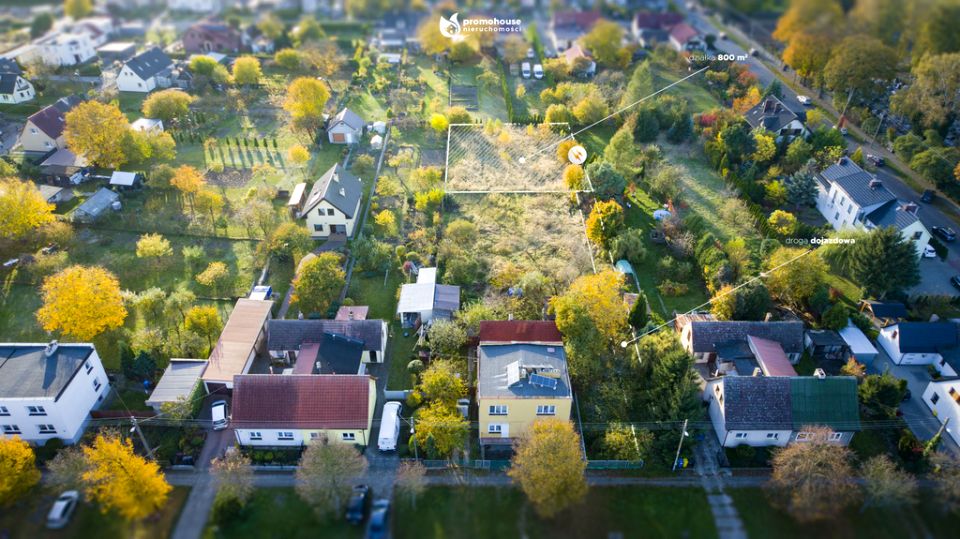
0;177;55;241
0;436;41;507
170;165;206;214
509;419;587;518
283;77;330;131
37;265;127;341
82;434;171;521
64;101;130;167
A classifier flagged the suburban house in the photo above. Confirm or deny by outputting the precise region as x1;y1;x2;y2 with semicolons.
804;329;851;368
631;11;683;44
69;17;115;48
231;374;377;447
744;96;809;142
477;321;573;456
116;47;174;93
73;188;119;223
815;157;932;258
668;23;704;51
705;375;860;447
267;318;389;370
96;42;137;64
562;44;597;78
108;171;144;190
877;322;959;375
327;108;365;144
19;95;83;154
300;163;363;238
27;32;97;66
0;58;20;74
0;72;34;104
145;359;207;412
0;342;110;445
922;377;960;447
549;10;602;52
183;21;244;54
674;313;805;365
397;267;461;329
201;298;273;394
37;184;73;204
859;300;908;327
39;148;89;184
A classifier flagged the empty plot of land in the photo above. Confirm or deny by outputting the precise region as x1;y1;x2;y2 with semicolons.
446;193;595;288
449;84;479;110
445;123;578;193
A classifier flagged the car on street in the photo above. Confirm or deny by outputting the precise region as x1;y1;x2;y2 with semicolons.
866;154;884;167
533;64;543;79
748;47;758;57
346;485;370;524
366;499;390;539
796;95;812;106
46;491;79;529
921;189;935;203
719;32;727;40
932;226;957;242
923;244;937;258
211;400;229;430
521;62;531;78
952;275;960;291
526;48;535;59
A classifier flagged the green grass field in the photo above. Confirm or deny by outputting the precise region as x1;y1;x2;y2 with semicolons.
203;488;361;539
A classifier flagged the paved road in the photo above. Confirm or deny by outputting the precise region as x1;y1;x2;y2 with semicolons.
170;427;234;539
694;436;746;539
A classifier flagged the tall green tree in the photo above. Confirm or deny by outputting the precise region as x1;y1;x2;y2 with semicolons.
292;252;345;315
849;227;921;298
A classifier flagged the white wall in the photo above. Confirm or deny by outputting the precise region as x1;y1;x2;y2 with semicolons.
0;76;35;104
328;124;360;144
117;67;155;93
303;199;359;238
923;381;960;448
878;326;941;366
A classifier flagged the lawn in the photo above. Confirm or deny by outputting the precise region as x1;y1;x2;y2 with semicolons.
728;487;960;539
393;486;717;539
0;486;190;539
203;488;361;539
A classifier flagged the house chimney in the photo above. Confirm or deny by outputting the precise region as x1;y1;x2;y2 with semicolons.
869;179;882;190
814;368;826;379
774;102;782;113
339;187;346;197
763;99;774;113
838;157;848;165
44;340;59;357
902;202;918;215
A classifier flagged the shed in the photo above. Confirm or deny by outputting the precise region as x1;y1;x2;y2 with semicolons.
131;118;164;133
287;182;307;215
370;134;383;150
109;171;142;189
73;188;119;222
145;359;207;412
839;325;878;363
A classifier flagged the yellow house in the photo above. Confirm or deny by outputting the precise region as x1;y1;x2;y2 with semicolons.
231;374;376;447
476;321;574;456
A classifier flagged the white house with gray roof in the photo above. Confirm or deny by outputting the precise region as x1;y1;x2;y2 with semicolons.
327;108;365;144
0;342;110;444
117;47;174;93
0;72;34;104
815;157;931;258
300;163;363;238
744;96;809;142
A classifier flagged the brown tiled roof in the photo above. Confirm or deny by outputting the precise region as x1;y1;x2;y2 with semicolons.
479;321;563;344
633;11;684;30
552;10;602;30
27;96;83;139
231;375;371;429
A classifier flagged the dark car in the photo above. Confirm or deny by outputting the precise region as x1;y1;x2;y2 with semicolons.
921;190;935;203
346;485;370;525
932;226;957;242
952;275;960;291
366;499;390;539
902;389;912;402
866;154;884;167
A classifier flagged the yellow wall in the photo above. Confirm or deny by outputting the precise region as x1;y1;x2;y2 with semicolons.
477;396;572;439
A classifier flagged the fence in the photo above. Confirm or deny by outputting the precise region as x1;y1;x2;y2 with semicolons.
401;458;643;471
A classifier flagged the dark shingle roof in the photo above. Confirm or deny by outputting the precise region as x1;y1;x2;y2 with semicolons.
301;163;363;217
0;344;93;399
633;11;684;30
0;58;22;74
805;329;847;347
722;377;793;431
124;47;173;80
690;321;804;354
231;375;371;429
267;319;385;352
27;95;83;139
863;301;908;319
478;343;573;399
898;322;958;353
865;200;920;229
820;159;896;209
790;377;860;431
0;73;21;94
744;96;799;133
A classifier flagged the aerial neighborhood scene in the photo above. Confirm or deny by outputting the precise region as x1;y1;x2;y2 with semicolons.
3;0;960;537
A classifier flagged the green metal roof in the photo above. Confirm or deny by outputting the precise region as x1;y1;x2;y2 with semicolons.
789;377;861;431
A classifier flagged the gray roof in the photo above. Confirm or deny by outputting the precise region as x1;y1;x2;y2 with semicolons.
865;200;920;230
805;329;846;347
267;319;385;352
478;344;572;399
721;376;793;431
690;320;804;354
124;47;172;80
744;96;799;133
37;184;65;200
863;301;908;319
820;159;896;209
396;283;460;315
0;344;93;400
331;108;364;131
0;73;21;94
0;58;21;74
301;163;362;217
75;188;118;218
897;322;958;353
145;360;206;406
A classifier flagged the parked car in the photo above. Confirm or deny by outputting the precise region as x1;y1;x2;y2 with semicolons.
719;32;727;40
932;226;957;242
748;47;758;57
533;64;543;79
521;62;531;78
951;275;960;291
211;400;229;430
366;499;390;539
903;389;912;402
921;189;935;203
346;485;370;524
526;47;535;59
796;95;812;106
46;491;79;529
923;244;937;258
866;154;884;167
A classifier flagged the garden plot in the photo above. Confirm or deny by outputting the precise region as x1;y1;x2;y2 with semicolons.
446;193;595;288
449;84;479;110
445;123;581;193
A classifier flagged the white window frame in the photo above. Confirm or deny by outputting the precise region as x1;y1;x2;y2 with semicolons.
487;424;502;434
93;378;102;391
2;424;21;434
277;432;294;441
488;405;508;416
536;405;556;416
341;432;356;441
38;424;56;434
796;432;813;441
249;432;262;441
734;432;748;439
85;361;93;374
766;433;779;439
27;405;46;416
828;432;842;442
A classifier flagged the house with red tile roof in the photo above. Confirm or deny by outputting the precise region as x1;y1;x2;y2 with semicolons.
231;374;377;447
478;321;564;345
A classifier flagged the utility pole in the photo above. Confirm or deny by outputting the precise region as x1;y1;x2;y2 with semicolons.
873;111;886;141
130;416;155;461
671;419;690;472
838;88;855;128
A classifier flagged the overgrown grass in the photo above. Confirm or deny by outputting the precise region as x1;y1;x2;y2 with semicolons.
203;488;361;539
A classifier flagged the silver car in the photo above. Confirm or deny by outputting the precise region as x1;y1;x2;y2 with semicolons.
46;491;79;529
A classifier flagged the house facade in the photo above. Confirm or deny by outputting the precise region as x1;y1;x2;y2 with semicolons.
744;96;809;142
300;163;363;238
815;158;931;258
0;342;110;445
674;314;805;364
327;108;364;144
0;73;34;104
116;47;174;93
877;322;959;374
267;318;388;365
922;378;960;447
19;96;83;154
31;32;97;66
183;22;243;54
231;375;376;447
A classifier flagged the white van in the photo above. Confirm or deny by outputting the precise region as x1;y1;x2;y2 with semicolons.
378;401;402;452
211;400;228;431
521;62;531;79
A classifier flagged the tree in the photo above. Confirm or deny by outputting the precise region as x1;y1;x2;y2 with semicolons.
268;222;313;261
142;89;195;123
232;56;261;86
47;445;88;491
893;53;960;129
621;61;655;109
859;373;907;419
0;436;40;507
733;86;762;114
283;77;331;131
417;359;467;407
767;210;798;236
911;148;956;188
37;265;126;340
824;36;898;100
414;188;444;214
31;12;53;38
82;434;171;521
394;460;427;507
718;121;756;165
502;35;528;64
929;452;960;514
600;423;654;461
288;144;310;169
821;304;850;330
764;247;827;307
194;189;224;227
581;20;626;68
257;13;285;40
65;101;130;167
585;199;624;249
275;49;303;70
135;233;173;269
170;165;206;213
352;154;376;178
429;113;449;134
768;426;858;522
765;180;788;206
752;131;777;163
914;4;960;59
849;227;920;298
545;104;574;125
412;402;468;458
785;165;818;207
211;449;254;507
445;107;471;124
783;32;833;86
295;438;367;519
509;419;588;518
572;94;609;124
196;261;232;296
604;123;636;176
585;161;626;199
184;305;222;351
563;164;585;190
861;454;918;509
291;15;324;46
427;321;467;358
292;252;345;315
773;0;844;43
0;177;55;241
64;0;93;19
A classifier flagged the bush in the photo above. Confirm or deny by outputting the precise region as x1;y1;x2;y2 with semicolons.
407;359;425;374
658;280;689;296
734;444;756;462
212;492;245;527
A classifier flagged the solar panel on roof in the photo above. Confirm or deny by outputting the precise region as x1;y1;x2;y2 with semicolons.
529;373;558;390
